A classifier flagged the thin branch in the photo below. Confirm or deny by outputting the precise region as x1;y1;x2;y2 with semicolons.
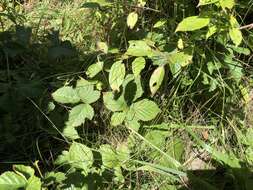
240;23;253;30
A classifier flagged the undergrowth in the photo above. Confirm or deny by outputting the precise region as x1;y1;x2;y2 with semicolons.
0;0;253;190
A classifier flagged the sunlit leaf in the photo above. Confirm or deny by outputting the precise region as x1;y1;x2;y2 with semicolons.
176;16;210;32
111;112;126;126
26;176;41;190
129;99;160;121
220;0;235;9
132;57;146;77
86;61;104;78
97;42;108;54
127;12;138;29
149;66;165;96
66;104;94;127
0;172;27;190
109;61;125;91
103;92;127;112
76;78;100;104
126;40;153;57
69;142;93;174
198;0;219;6
52;86;80;104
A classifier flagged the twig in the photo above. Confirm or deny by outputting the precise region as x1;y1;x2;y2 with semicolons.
240;23;253;30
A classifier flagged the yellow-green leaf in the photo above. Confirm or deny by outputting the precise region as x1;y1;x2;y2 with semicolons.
127;12;138;29
176;16;210;32
109;61;125;91
206;25;217;39
198;0;219;6
132;57;146;77
220;0;235;9
97;42;108;54
149;66;165;96
229;16;242;46
66;104;94;127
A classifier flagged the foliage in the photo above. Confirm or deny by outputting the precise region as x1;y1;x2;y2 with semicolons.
0;0;253;189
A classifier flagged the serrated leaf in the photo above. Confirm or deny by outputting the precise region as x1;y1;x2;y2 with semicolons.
52;86;80;104
66;104;94;127
86;61;103;78
130;99;160;121
198;0;219;6
0;172;27;190
63;125;80;140
76;78;100;104
44;172;66;184
26;176;41;190
111;112;126;126
109;61;125;91
69;142;93;174
149;66;165;96
13;165;34;180
126;40;153;57
125;119;140;131
127;12;138;29
132;57;146;77
103;92;127;112
99;145;119;168
176;16;210;32
220;0;235;9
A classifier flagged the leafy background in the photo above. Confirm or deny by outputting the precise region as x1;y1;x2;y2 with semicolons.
0;0;253;189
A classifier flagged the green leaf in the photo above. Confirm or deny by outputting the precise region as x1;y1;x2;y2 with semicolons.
103;92;127;112
99;145;119;168
125;120;140;131
66;104;94;127
63;125;80;140
126;40;153;57
153;20;166;28
220;0;235;9
176;16;210;32
111;112;126;126
122;74;143;104
206;25;217;39
26;176;41;190
168;50;193;67
109;61;125;91
13;165;34;179
44;172;66;184
52;86;80;104
0;172;27;190
198;0;219;6
132;57;146;77
76;78;100;104
228;45;251;55
116;144;130;169
229;16;242;46
149;66;165;96
229;28;242;47
69;142;93;174
129;99;160;121
97;42;108;54
127;12;138;29
86;61;104;78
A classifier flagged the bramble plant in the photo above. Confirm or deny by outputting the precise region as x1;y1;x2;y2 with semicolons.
0;0;253;189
